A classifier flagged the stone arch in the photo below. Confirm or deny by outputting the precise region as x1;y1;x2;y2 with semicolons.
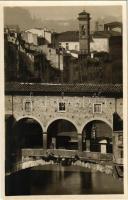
81;117;113;153
13;116;44;149
16;115;45;132
80;117;112;134
46;117;79;133
46;117;78;150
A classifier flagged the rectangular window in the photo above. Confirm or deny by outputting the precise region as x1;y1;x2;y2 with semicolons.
58;102;65;112
93;103;102;113
24;101;32;112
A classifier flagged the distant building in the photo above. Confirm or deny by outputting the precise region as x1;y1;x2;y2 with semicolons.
56;21;122;55
21;31;38;45
57;31;79;52
20;28;64;71
4;12;122;84
21;28;52;45
104;21;122;33
4;24;20;33
41;45;63;70
95;21;104;32
4;24;20;45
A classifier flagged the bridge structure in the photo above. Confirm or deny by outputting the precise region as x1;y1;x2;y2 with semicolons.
5;82;123;175
9;149;113;175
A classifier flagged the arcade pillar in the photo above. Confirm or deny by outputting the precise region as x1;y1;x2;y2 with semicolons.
43;133;47;149
78;133;82;151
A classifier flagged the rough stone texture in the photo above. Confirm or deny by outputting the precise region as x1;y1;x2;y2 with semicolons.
113;131;123;164
5;95;123;134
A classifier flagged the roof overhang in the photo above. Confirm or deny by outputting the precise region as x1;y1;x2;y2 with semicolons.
5;82;123;97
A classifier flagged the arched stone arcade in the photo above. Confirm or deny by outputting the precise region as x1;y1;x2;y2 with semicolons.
13;116;113;153
13;117;44;149
47;119;78;150
5;83;123;174
82;120;113;154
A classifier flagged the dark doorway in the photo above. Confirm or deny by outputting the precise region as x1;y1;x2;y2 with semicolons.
82;120;112;153
47;119;78;150
14;118;43;149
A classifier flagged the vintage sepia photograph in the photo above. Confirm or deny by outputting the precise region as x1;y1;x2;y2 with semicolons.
3;1;126;197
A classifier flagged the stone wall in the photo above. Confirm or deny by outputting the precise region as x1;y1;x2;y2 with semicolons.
5;94;123;134
113;131;123;164
90;38;109;52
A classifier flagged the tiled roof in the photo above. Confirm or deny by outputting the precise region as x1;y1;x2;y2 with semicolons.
57;31;79;42
56;30;121;42
5;82;122;97
93;31;121;38
104;22;122;28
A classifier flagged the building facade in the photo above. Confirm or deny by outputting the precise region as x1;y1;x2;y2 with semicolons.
21;28;52;45
5;83;123;165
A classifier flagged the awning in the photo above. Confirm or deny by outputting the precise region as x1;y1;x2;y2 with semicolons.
57;131;77;138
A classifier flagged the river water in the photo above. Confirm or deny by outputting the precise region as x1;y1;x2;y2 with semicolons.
5;165;123;195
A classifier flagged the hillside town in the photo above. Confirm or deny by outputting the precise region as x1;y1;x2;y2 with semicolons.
4;10;122;84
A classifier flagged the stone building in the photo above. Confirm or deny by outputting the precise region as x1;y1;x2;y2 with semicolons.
4;29;62;82
104;22;122;33
57;16;122;55
5;82;123;168
4;10;122;84
21;28;52;45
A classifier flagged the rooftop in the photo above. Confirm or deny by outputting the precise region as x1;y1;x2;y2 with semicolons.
93;30;122;38
104;22;122;28
57;31;79;42
57;30;121;42
5;82;123;97
4;24;20;32
79;10;90;16
78;10;90;20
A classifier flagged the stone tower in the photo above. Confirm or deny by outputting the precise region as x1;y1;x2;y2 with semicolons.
78;10;90;55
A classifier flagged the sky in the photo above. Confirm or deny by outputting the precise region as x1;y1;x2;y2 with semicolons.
4;6;122;32
26;6;122;20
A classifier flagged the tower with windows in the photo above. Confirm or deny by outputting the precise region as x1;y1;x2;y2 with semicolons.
78;10;91;55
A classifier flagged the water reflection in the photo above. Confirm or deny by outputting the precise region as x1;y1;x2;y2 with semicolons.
6;165;123;195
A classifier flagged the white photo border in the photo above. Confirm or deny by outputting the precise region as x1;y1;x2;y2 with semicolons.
0;1;127;200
